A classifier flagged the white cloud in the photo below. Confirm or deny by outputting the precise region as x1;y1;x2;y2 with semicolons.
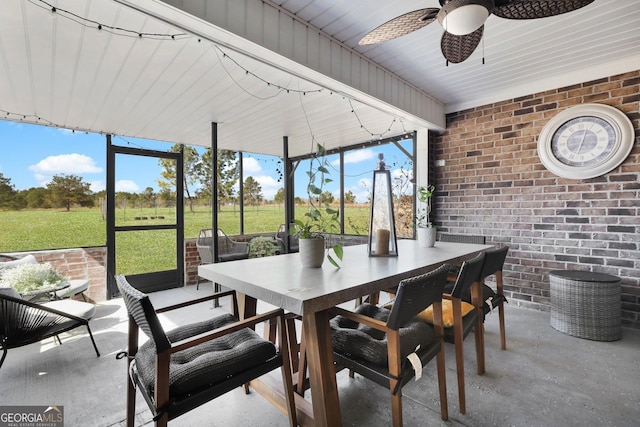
242;157;262;174
337;149;377;165
343;177;371;204
253;175;282;200
28;153;102;186
90;180;105;192
116;180;139;192
29;153;102;175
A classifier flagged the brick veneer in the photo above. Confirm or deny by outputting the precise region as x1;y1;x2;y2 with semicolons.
17;247;108;302
434;70;640;329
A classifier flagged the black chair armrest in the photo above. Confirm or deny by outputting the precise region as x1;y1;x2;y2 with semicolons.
329;306;391;333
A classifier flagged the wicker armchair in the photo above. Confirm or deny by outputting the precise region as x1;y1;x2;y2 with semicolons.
195;229;250;263
0;287;100;370
115;275;297;427
195;229;250;289
274;224;299;254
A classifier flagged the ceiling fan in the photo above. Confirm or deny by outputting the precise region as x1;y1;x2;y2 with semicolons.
359;0;595;64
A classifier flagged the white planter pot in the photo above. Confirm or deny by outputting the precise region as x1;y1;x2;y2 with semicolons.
299;237;325;268
417;227;437;248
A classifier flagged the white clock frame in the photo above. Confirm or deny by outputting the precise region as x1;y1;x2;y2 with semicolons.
537;103;635;179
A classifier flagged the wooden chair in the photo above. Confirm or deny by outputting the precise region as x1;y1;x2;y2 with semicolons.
443;251;486;414
330;265;450;426
115;275;297;427
0;287;100;370
438;234;486;281
479;246;509;350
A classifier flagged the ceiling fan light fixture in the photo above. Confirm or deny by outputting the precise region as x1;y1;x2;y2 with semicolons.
438;0;494;35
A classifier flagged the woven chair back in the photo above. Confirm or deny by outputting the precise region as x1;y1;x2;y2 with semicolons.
480;246;509;279
449;252;486;299
115;275;171;353
386;264;448;330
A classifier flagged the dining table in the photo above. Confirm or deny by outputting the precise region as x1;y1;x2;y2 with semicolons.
199;239;492;426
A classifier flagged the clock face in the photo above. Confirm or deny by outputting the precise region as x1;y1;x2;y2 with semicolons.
538;104;634;179
551;116;617;167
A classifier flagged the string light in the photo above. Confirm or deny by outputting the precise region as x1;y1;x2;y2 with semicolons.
29;0;189;40
21;0;414;149
214;45;324;97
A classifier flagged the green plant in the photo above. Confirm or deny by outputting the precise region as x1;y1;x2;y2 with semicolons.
0;262;66;294
249;236;279;258
416;185;436;228
291;144;343;268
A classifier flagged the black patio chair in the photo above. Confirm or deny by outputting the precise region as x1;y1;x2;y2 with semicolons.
330;265;450;426
442;251;486;414
0;287;100;370
438;234;486;280
115;275;297;427
479;246;509;350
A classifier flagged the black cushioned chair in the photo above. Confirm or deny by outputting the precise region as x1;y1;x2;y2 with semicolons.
443;251;486;414
479;246;509;350
438;234;486;281
115;275;297;427
330;265;450;427
0;287;100;370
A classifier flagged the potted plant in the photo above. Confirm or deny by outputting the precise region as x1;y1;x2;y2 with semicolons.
291;144;343;268
249;236;279;258
416;184;436;247
0;262;67;295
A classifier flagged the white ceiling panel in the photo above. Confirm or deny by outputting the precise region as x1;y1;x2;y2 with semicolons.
1;0;639;158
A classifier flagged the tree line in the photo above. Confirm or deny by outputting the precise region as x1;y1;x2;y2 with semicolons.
0;144;363;212
0;146;240;211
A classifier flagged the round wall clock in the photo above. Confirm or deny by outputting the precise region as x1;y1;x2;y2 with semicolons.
537;103;635;179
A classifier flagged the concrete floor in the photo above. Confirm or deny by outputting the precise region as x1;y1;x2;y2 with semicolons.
1;284;639;427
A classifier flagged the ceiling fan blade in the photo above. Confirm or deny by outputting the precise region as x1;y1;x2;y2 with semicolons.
359;8;439;46
493;0;595;19
441;26;484;64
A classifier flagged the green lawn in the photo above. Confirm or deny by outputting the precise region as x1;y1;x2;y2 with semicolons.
0;205;371;274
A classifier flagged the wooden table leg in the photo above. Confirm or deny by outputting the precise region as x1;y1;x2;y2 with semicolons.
303;310;342;427
238;292;257;319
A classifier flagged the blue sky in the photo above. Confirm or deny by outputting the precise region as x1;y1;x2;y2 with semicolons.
0;120;413;203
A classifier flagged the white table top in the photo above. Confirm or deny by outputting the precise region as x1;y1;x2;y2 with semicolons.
199;240;492;316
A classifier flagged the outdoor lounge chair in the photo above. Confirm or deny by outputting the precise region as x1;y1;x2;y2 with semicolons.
274;224;299;254
115;275;297;427
330;265;450;426
0;287;100;370
195;229;250;289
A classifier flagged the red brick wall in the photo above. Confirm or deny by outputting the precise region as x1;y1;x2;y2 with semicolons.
185;238;200;285
434;70;640;329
